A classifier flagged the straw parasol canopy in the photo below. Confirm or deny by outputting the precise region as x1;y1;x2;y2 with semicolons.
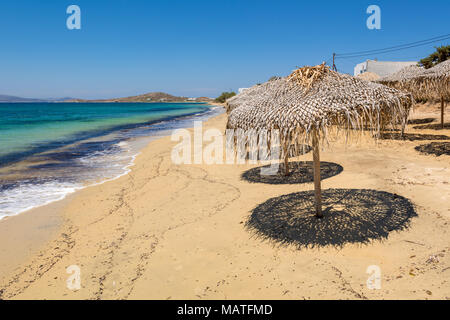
225;77;282;114
408;60;449;128
227;64;414;217
377;65;425;100
379;60;450;128
410;59;450;99
378;65;424;84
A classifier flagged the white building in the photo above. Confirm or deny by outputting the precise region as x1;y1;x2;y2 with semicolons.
354;60;417;77
238;88;249;94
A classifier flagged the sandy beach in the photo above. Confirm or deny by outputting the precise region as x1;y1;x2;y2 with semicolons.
0;103;449;300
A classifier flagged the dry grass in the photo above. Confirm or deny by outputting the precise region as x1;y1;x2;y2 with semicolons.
287;63;328;90
356;72;380;81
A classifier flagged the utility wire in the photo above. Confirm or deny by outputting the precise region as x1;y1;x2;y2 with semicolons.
336;33;450;57
336;38;450;59
335;33;450;59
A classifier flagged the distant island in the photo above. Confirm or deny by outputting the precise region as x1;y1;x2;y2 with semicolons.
0;95;74;103
0;92;214;103
69;92;214;103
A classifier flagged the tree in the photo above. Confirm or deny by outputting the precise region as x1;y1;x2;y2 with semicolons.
215;91;236;103
419;45;450;69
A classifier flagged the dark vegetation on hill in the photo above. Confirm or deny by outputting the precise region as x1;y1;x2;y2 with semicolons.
215;91;236;103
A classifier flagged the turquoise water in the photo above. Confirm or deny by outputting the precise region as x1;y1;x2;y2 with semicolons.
0;102;211;165
0;102;220;219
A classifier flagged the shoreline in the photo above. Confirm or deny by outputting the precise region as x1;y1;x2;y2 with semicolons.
0;102;218;169
0;103;225;221
0;110;223;283
0;105;224;280
0;104;449;299
0;111;230;297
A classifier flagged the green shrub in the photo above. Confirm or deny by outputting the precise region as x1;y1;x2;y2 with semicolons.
419;45;450;69
215;91;236;103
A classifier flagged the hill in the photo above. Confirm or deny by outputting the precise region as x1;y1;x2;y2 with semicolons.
0;92;214;103
0;95;75;103
0;95;45;103
70;92;212;103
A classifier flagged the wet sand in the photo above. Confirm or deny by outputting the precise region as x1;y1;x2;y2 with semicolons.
0;198;65;279
0;103;449;300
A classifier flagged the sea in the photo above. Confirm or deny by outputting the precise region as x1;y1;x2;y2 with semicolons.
0;102;223;219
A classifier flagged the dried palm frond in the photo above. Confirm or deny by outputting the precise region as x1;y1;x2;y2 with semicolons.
356;72;380;82
287;63;328;90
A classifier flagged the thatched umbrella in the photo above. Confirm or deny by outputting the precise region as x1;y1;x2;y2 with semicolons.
227;77;303;175
408;60;449;128
377;65;424;85
379;60;449;128
227;64;414;218
226;77;283;114
377;65;425;103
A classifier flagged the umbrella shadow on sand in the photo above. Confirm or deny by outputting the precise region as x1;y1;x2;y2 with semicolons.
415;142;450;156
408;118;436;125
241;161;343;185
413;122;450;130
380;132;450;141
246;188;417;248
245;144;312;160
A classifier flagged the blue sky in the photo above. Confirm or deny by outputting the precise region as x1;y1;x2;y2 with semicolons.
0;0;449;99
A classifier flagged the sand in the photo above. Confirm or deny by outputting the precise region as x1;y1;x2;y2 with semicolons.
0;103;449;300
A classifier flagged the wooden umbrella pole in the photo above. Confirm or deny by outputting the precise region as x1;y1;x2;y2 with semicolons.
312;132;323;218
284;151;289;176
441;96;445;129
